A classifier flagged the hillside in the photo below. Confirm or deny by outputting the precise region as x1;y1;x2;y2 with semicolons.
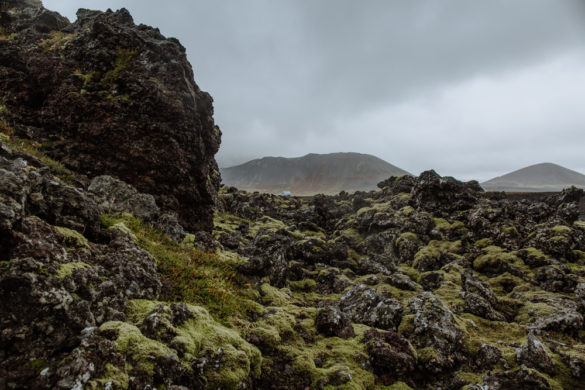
482;162;585;192
221;152;411;195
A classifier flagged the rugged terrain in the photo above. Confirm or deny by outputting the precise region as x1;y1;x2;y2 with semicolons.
2;2;585;390
221;152;411;195
482;163;585;193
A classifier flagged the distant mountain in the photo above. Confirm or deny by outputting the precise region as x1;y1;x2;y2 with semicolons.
221;152;411;195
482;163;585;192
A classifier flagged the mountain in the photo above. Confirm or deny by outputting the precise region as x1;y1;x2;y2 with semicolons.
482;162;585;192
221;152;411;195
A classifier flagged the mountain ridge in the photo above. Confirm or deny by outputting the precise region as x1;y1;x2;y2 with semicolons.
221;152;411;195
482;162;585;192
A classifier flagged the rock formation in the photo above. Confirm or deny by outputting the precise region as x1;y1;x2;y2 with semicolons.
0;0;221;231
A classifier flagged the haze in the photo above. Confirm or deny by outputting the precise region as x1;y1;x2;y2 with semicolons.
43;0;585;182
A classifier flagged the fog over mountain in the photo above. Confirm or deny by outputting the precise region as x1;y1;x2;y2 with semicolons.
482;162;585;192
221;152;410;195
43;0;585;181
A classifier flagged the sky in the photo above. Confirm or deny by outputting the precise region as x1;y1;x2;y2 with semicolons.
43;0;585;181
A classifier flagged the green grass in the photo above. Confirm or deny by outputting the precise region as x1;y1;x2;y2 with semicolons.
101;213;256;319
0;126;76;184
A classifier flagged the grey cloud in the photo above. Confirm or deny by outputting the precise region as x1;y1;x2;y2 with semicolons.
43;0;585;180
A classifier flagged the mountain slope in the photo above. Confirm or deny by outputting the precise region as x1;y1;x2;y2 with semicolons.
482;162;585;192
221;152;411;195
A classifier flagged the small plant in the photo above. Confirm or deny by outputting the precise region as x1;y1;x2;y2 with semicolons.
101;48;138;87
101;213;256;320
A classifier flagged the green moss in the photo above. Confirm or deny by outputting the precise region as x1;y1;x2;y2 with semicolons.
417;347;438;363
573;220;585;230
455;371;483;384
551;225;571;235
87;363;130;389
387;382;414;390
56;262;90;279
40;31;76;52
1;134;76;184
340;228;364;242
173;305;262;385
572;250;585;262
289;279;317;292
413;240;461;270
398;314;416;336
515;302;557;325
74;70;98;86
458;313;526;365
502;225;518;236
400;205;415;216
473;246;526;274
54;226;90;250
100;321;174;375
474;238;493;248
101;48;138;87
102;213;255;319
278;324;375;389
433;218;465;231
260;283;294;306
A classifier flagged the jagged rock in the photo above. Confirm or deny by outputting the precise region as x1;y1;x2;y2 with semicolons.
315;305;355;339
516;333;556;375
412;170;483;215
407;292;465;373
483;365;554;390
89;175;186;242
0;3;221;231
535;265;578;293
239;230;291;288
0;153;101;238
461;268;505;321
363;328;416;385
474;343;503;369
386;273;419;291
339;285;403;330
577;283;585;314
419;271;444;290
356;256;392;276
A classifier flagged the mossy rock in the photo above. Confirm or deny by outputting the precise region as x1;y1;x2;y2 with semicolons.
55;226;90;250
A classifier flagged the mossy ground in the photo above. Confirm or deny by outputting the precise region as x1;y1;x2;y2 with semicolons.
101;213;257;319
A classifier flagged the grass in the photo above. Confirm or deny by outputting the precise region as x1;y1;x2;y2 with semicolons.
0;125;76;184
101;213;256;319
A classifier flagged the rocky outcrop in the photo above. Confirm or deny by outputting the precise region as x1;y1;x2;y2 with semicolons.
0;1;221;231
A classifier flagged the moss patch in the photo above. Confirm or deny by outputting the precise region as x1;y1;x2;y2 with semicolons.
101;213;256;319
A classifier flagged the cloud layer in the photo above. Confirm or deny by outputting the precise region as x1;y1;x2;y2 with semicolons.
43;0;585;181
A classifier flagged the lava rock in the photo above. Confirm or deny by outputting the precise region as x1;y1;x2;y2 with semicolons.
315;305;355;339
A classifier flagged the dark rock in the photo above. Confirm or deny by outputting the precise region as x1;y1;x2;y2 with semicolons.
461;269;505;321
407;292;465;373
386;273;419;291
89;175;185;242
339;285;403;330
363;328;416;385
483;365;553;390
516;333;556;375
412;170;483;215
419;271;444;290
0;5;221;231
315;305;355;339
474;343;503;369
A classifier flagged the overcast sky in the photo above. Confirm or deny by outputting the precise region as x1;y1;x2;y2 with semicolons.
43;0;585;181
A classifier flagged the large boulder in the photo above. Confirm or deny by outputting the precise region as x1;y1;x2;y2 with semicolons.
0;3;221;231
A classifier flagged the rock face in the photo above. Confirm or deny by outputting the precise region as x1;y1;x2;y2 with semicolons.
0;1;221;231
